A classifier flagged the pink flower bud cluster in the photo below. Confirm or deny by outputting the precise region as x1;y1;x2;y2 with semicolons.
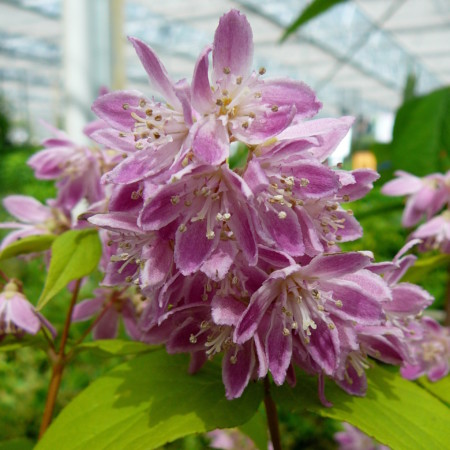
382;170;450;253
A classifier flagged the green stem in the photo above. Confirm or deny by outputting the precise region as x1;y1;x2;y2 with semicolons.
39;278;82;439
263;377;282;450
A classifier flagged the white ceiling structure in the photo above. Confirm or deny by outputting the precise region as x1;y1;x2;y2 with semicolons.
0;0;449;141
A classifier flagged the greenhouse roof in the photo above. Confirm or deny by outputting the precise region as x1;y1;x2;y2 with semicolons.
1;0;449;137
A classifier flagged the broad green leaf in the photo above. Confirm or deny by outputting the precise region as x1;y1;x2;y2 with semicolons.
401;254;450;283
389;87;450;176
36;350;262;450
238;406;268;450
76;339;156;356
0;234;55;261
0;438;34;450
281;0;348;42
418;376;450;405
37;229;101;310
274;364;450;450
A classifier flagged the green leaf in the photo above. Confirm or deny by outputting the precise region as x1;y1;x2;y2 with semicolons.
0;234;55;261
36;350;262;450
389;87;450;176
418;376;450;405
37;229;101;310
281;0;348;42
401;254;450;283
274;364;450;450
0;438;34;450
228;142;249;169
76;339;156;357
238;406;268;450
0;334;48;352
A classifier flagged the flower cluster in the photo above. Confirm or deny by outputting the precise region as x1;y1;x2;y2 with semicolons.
382;169;450;253
382;171;450;382
0;10;436;402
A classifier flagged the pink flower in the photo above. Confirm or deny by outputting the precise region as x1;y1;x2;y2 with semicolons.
235;252;388;386
401;317;450;382
190;10;321;165
0;195;71;250
28;124;104;210
72;288;142;340
0;280;55;339
335;423;390;450
412;210;450;253
91;40;192;185
138;164;258;274
382;170;449;227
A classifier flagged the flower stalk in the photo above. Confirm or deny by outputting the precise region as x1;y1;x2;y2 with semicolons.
39;278;82;439
263;377;282;450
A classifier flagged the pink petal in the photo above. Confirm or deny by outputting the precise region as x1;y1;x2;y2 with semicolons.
428;361;449;382
88;212;141;233
388;283;433;316
233;105;295;144
321;280;384;324
244;160;270;194
90;128;135;153
3;195;51;223
191;45;213;114
72;297;104;321
307;319;339;375
139;183;185;231
141;240;173;289
174;78;193;126
122;300;141;340
28;147;73;179
92;90;144;131
213;10;253;81
235;282;276;344
211;295;245;327
382;171;422;196
260;205;305;256
192;118;229;165
227;204;258;265
291;161;339;198
302;252;371;279
174;219;218;275
223;342;255;399
337;363;367;396
128;37;180;108
200;240;237;281
262;79;321;120
9;297;41;334
93;307;119;339
267;314;292;385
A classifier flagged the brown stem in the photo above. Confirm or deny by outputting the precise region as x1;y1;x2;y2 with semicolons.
65;301;113;361
263;377;282;450
0;269;10;282
39;279;82;439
